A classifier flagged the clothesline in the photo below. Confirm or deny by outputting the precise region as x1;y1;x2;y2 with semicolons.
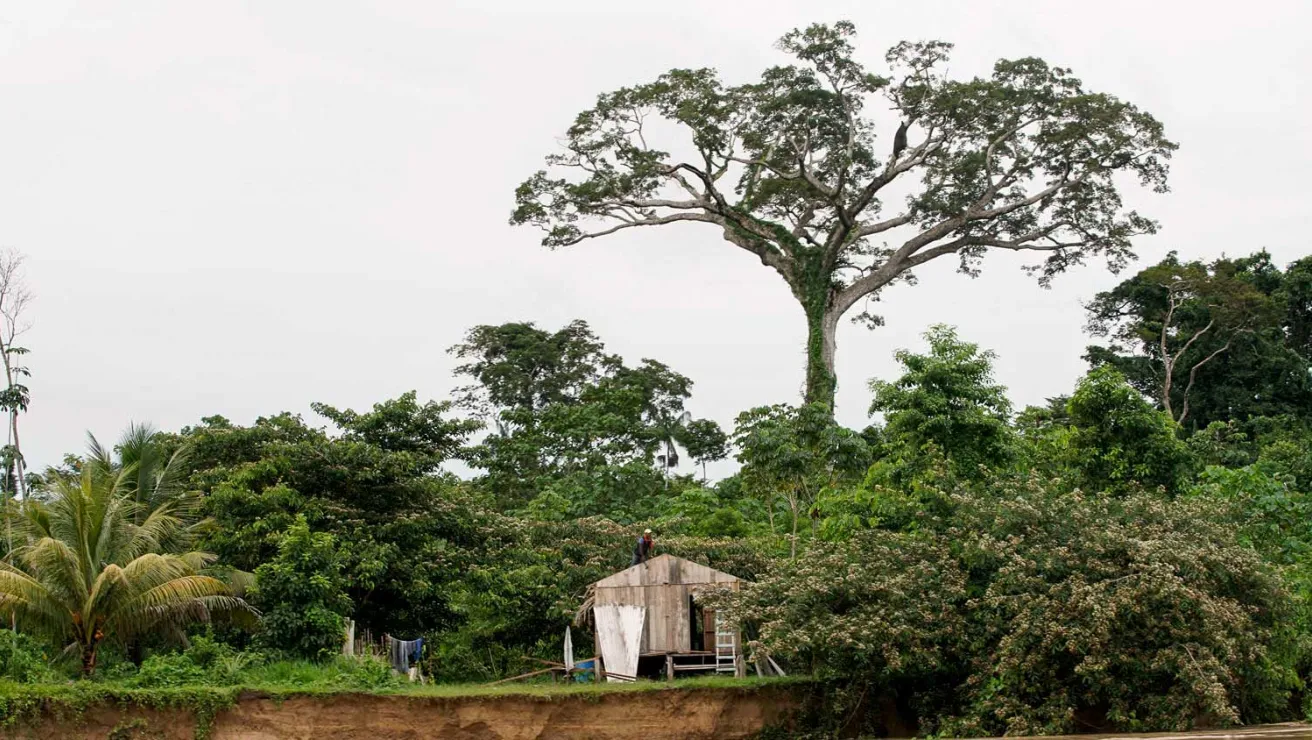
386;635;424;674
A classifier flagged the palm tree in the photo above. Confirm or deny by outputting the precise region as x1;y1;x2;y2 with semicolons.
652;410;692;488
87;423;206;550
0;463;251;675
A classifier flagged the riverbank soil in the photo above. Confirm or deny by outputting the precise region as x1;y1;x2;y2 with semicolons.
2;684;800;739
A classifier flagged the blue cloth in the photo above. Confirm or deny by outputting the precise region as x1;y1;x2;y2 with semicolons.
389;636;423;672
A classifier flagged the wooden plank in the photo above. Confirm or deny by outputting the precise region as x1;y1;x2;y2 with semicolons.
593;554;741;589
702;608;716;655
488;667;556;685
673;585;690;653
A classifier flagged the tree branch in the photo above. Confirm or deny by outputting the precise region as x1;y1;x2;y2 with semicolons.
831;220;1083;319
1178;337;1233;426
855;214;914;238
969;173;1086;220
561;212;726;244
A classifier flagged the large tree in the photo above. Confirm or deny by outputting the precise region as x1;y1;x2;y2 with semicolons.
1085;252;1309;429
187;394;488;637
451;320;723;516
513;21;1175;408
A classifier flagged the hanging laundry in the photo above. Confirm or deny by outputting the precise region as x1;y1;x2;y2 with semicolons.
387;636;424;673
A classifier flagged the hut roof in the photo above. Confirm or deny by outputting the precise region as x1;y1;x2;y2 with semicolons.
592;554;742;589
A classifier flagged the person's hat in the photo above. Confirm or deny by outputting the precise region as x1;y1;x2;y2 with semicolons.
644;529;652;534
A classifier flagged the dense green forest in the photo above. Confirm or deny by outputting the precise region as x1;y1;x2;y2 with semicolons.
2;248;1310;735
3;20;1312;738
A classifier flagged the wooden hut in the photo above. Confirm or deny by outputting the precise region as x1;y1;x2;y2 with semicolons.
588;554;746;678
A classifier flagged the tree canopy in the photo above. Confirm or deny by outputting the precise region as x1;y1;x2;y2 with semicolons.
514;21;1174;408
868;324;1014;479
451;320;724;518
1086;251;1310;429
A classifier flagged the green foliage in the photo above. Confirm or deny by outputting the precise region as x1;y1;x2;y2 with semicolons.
452;320;718;519
129;638;399;692
712;530;966;685
1086;251;1312;429
682;419;730;479
250;516;352;661
0;461;250;675
812;447;957;539
191;397;489;639
869;325;1014;481
88;423;201;536
1190;464;1312;565
733;403;870;553
662;485;754;538
724;475;1299;735
0;630;57;683
133;652;207;688
1064;366;1192;494
312;392;480;460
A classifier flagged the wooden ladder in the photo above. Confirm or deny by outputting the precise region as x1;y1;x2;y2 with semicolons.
714;620;736;674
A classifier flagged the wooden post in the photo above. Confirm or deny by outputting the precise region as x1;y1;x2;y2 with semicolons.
735;631;746;678
666;654;674;681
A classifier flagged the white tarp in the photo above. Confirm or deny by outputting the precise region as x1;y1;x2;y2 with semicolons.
564;626;574;671
594;604;645;682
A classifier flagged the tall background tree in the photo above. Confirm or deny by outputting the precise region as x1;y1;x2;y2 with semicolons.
513;21;1175;409
1085;251;1312;430
0;250;32;562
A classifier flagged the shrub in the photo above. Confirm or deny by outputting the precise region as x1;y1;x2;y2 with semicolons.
724;474;1299;735
0;630;58;683
133;653;207;688
1065;366;1192;494
250;516;352;661
943;480;1296;735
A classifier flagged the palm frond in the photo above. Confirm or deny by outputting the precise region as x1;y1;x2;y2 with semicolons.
19;537;87;607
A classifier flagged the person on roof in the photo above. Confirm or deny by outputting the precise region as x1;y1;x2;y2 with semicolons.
631;529;654;566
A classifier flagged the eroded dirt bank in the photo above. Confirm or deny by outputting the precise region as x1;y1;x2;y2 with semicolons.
4;685;801;740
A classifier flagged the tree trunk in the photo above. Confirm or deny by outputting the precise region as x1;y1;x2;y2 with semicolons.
790;511;798;560
803;301;840;411
81;640;98;677
788;490;800;560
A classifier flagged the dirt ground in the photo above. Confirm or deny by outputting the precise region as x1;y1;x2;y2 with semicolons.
3;685;800;739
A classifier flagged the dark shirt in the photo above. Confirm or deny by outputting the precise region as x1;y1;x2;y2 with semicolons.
631;536;652;565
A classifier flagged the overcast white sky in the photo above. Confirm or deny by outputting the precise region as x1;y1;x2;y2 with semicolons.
5;0;1309;476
